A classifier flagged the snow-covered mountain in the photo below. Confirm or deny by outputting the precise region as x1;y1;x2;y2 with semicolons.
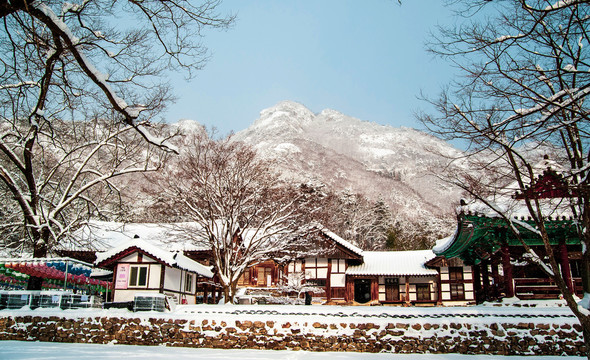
233;101;465;221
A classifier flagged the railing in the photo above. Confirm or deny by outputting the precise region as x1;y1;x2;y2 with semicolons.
514;277;583;299
0;290;101;310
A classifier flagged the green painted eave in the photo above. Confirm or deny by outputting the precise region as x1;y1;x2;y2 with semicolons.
436;214;579;264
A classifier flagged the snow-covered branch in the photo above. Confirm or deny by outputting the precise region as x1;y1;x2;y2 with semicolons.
160;134;313;303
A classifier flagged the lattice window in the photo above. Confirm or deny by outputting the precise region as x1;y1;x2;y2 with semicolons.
129;265;148;288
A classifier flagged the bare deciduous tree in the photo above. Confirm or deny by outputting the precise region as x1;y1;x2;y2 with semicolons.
0;0;233;288
1;0;233;151
419;0;590;353
0;117;167;288
160;133;315;304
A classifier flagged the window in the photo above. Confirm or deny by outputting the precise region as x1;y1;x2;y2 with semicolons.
448;267;465;300
257;267;272;286
238;270;251;286
305;258;328;279
185;272;193;292
331;259;346;273
450;283;465;300
449;267;464;281
416;284;430;301
129;265;148;287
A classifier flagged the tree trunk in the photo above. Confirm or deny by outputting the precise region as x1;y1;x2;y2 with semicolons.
582;243;590;296
221;280;239;304
579;316;590;360
26;229;48;290
222;286;231;304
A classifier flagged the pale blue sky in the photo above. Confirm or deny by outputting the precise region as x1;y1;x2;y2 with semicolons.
163;1;457;136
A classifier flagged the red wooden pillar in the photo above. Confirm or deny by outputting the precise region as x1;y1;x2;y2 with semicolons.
345;278;353;302
326;260;332;302
436;272;443;305
404;275;411;306
501;244;514;298
559;242;574;293
371;277;379;302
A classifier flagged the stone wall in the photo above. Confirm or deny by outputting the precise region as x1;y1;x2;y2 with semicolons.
0;312;584;356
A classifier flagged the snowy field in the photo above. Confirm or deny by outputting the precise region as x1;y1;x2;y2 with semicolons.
0;299;585;359
0;297;578;322
0;341;585;360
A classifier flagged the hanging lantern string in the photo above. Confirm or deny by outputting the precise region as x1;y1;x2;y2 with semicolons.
0;258;112;292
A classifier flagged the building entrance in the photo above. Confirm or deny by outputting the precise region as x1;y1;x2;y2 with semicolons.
354;278;371;303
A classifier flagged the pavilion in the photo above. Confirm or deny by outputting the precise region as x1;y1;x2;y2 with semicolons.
433;157;583;302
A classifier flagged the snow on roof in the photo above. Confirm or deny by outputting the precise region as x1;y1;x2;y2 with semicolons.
95;237;213;278
61;220;209;253
318;227;363;257
460;192;575;221
346;250;438;277
432;228;459;254
460;156;576;221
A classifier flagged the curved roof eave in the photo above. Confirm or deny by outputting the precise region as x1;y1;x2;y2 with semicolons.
433;215;475;259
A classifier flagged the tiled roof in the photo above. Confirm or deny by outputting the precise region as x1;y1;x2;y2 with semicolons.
60;221;209;252
346;250;438;276
460;157;576;221
95;238;213;278
317;227;364;257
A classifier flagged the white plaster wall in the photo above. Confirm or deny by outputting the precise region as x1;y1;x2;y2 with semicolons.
120;254;138;262
409;285;416;301
441;282;451;301
139;255;157;263
148;264;161;289
330;273;345;287
464;266;473;280
440;266;449;281
165;267;182;292
113;289;159;302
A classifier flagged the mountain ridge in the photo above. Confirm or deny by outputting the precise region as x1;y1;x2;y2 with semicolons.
232;101;464;227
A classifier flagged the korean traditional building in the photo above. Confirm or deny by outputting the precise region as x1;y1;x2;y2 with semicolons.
53;221;476;306
56;221;223;303
345;250;440;305
433;157;583;302
95;237;214;304
238;227;365;302
237;226;475;306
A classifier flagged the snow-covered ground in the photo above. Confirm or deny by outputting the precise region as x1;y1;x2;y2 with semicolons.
0;297;577;321
0;341;585;360
0;299;584;358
